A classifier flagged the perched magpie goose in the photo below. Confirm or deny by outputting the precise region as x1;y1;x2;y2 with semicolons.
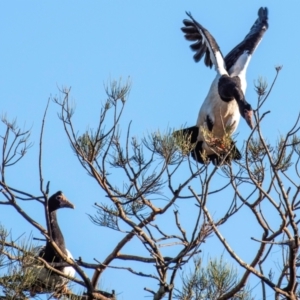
25;191;75;296
175;7;268;165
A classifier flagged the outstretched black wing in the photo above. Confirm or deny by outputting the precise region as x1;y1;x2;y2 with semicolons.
225;7;268;73
181;12;227;75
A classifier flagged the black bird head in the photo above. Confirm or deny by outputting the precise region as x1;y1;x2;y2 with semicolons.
48;191;75;212
239;101;254;130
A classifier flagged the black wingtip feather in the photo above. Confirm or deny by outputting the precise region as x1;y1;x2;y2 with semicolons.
181;26;197;34
182;19;194;27
190;40;202;51
204;50;213;68
258;7;268;20
193;45;207;62
185;11;193;18
184;33;201;41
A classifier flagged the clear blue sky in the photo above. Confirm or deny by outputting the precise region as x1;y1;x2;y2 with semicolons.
0;1;299;299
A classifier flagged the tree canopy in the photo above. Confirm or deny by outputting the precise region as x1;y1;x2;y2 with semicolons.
1;67;300;300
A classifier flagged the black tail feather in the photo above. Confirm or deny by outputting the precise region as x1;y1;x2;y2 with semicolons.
174;127;241;165
191;141;205;164
173;126;198;143
191;139;241;165
210;142;241;166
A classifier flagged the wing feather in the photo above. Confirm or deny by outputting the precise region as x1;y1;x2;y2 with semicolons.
181;12;227;75
225;7;268;74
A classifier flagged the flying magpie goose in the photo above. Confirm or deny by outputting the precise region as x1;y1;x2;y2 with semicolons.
175;7;268;165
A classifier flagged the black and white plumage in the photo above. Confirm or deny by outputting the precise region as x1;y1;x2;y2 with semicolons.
25;191;75;296
176;7;268;165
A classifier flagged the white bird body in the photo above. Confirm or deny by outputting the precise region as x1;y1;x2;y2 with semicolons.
196;73;246;155
24;247;75;293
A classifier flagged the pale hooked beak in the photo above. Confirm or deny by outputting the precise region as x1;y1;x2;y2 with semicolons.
58;193;75;209
244;109;254;130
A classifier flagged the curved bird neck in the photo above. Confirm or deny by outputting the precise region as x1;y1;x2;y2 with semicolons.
218;75;244;103
43;210;67;264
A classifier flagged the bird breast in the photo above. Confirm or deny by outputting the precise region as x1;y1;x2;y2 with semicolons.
197;77;241;137
195;77;241;156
